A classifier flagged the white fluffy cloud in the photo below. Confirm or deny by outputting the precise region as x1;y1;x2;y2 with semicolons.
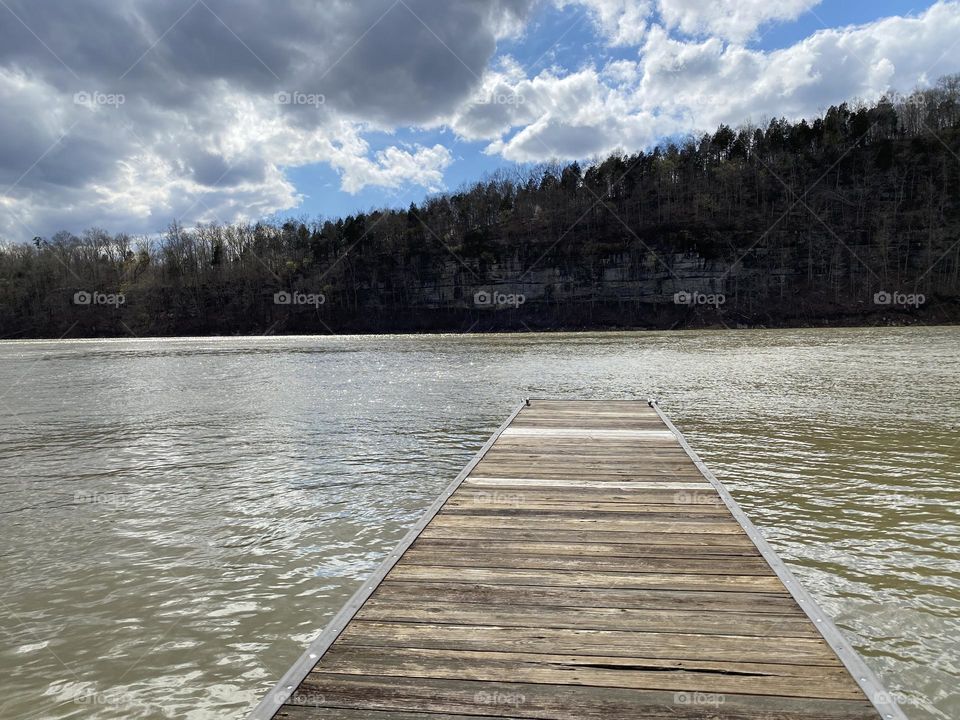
450;1;960;162
557;0;824;46
451;62;668;161
555;0;653;46
658;0;823;43
637;2;960;128
337;144;453;194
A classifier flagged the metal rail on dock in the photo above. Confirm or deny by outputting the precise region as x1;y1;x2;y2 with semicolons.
250;398;904;720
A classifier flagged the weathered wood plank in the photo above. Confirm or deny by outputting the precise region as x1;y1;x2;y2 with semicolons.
399;549;773;575
525;399;657;409
463;476;715;490
489;439;685;451
431;513;749;535
440;506;733;520
356;600;816;637
453;486;725;504
477;458;700;469
507;421;672;431
369;582;797;614
312;645;858;699
509;414;669;424
474;455;697;465
336;621;843;665
465;476;714;488
275;708;520;720
442;500;730;516
480;448;694;459
292;675;879;719
498;410;660;418
417;525;757;546
478;454;696;466
388;565;786;592
501;428;678;439
410;538;761;558
508;421;664;430
471;463;706;476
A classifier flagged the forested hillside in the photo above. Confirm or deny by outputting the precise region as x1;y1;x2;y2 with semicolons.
2;76;960;337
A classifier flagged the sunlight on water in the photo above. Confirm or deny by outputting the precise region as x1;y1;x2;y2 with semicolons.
0;327;958;719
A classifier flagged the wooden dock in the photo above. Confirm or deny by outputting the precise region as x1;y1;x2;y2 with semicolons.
250;399;904;720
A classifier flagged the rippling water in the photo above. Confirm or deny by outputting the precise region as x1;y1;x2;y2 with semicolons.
1;328;957;720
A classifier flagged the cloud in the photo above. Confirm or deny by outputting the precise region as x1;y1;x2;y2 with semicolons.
637;2;960;129
555;0;653;46
0;0;536;239
657;0;823;43
451;2;960;162
336;144;453;194
453;61;664;161
555;0;823;46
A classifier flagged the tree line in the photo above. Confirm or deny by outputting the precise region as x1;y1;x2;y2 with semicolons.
2;74;959;337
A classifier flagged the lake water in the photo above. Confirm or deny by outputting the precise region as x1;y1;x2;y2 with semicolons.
1;328;958;720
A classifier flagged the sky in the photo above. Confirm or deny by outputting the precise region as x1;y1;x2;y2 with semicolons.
1;0;959;240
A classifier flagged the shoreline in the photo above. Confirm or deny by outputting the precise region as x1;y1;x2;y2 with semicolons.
2;312;957;341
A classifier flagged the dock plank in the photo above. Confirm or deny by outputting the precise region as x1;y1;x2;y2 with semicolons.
311;646;860;699
336;621;845;665
418;525;757;546
410;538;761;557
369;582;797;613
389;565;787;592
286;675;879;719
251;399;892;720
354;600;819;637
398;548;773;574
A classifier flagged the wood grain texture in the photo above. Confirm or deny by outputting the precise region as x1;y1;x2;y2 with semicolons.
355;600;819;637
336;621;844;665
265;399;881;720
311;646;859;699
289;675;880;719
369;582;796;613
398;549;774;575
418;525;757;546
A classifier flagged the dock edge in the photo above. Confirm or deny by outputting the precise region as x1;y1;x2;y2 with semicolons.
246;400;528;720
647;398;907;720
